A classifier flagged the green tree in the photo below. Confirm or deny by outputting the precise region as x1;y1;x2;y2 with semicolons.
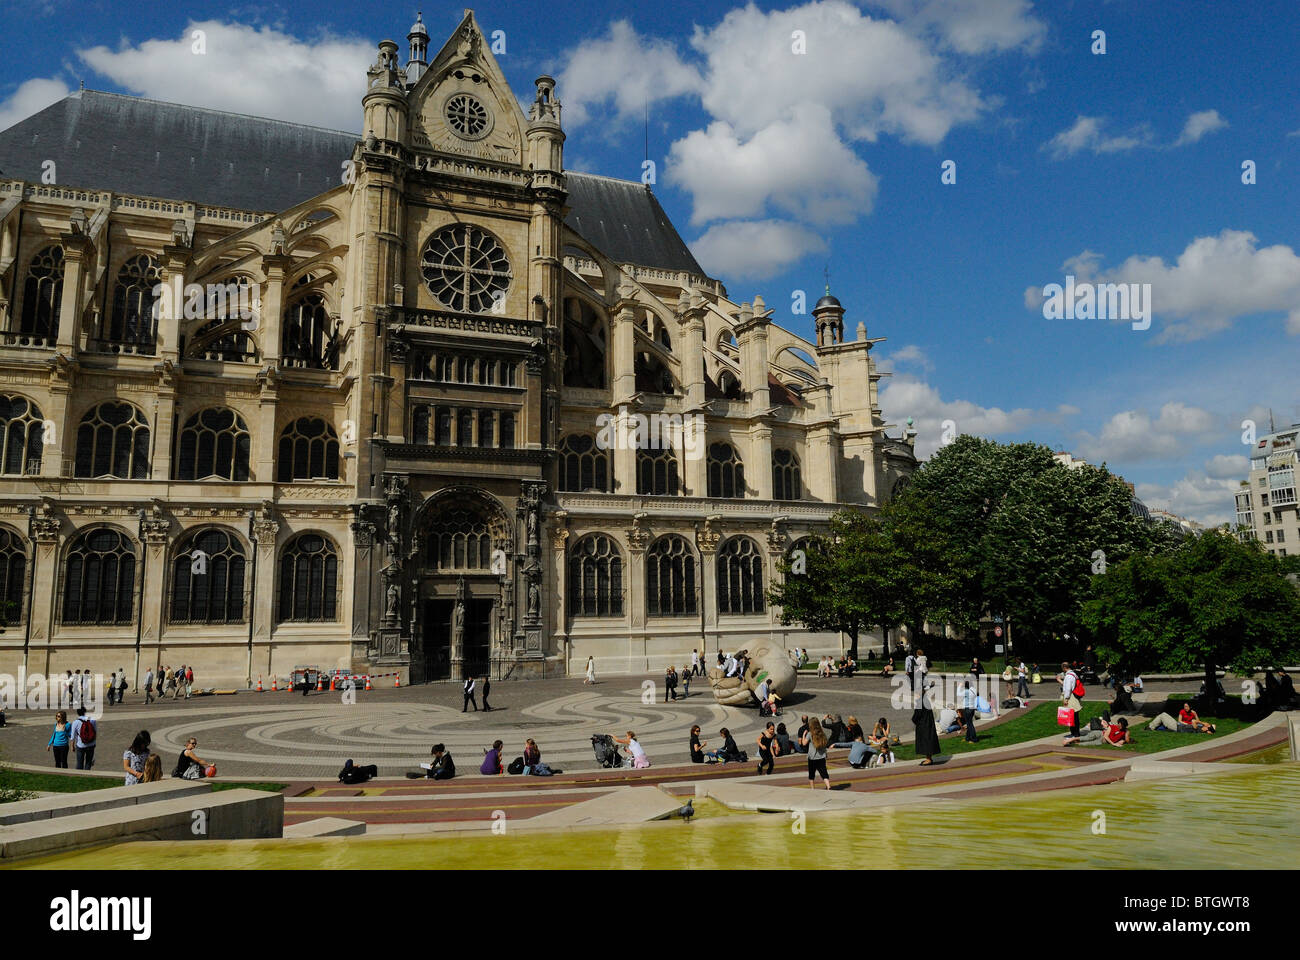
1082;529;1300;699
983;461;1154;644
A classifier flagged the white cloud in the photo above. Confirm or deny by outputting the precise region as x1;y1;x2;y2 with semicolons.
78;21;373;132
668;105;877;226
690;1;986;145
0;77;71;131
884;344;932;371
1043;115;1150;158
558;20;703;128
690;220;827;281
868;0;1047;55
1173;109;1227;146
1048;229;1300;341
1136;472;1242;528
558;0;997;282
1204;453;1248;479
1073;402;1217;464
880;373;1074;459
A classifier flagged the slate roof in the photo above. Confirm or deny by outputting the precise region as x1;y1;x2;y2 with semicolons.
0;89;703;274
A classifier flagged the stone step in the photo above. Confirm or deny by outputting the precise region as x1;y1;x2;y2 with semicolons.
0;780;212;826
283;817;367;838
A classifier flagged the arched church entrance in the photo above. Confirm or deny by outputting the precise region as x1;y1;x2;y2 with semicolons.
410;490;511;682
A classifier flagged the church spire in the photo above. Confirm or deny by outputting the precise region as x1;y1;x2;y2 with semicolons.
406;11;429;85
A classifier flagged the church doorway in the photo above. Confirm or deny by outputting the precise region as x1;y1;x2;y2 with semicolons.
422;597;493;681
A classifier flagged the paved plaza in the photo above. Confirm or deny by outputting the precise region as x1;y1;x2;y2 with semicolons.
1;670;1207;779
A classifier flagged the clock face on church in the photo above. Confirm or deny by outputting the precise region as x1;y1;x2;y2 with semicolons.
443;92;493;141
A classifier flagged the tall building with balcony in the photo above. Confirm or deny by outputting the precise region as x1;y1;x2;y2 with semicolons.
0;12;915;685
1235;422;1299;556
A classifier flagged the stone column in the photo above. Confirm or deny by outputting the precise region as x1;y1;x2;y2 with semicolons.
626;519;649;648
550;517;569;670
55;233;90;352
613;406;636;495
251;510;279;678
697;520;720;651
138;509;170;682
750;422;773;500
25;506;61;672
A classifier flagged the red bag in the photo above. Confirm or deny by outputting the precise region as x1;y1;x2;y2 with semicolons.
1057;706;1075;726
204;765;217;778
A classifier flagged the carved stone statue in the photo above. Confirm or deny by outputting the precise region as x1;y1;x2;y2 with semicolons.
528;580;540;617
708;643;798;707
527;509;539;546
385;581;400;620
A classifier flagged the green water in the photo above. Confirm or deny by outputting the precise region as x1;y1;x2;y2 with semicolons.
1224;742;1291;764
11;765;1299;870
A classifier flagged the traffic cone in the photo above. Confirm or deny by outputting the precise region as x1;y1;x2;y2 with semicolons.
256;676;263;693
394;674;401;688
364;675;372;691
317;675;324;691
329;675;336;692
271;676;278;692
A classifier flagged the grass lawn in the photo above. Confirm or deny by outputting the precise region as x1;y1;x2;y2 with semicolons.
886;700;1251;762
0;769;286;801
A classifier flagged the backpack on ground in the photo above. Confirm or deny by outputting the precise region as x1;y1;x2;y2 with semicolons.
507;756;526;775
591;734;623;768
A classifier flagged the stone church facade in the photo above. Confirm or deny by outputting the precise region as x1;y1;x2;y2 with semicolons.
0;12;916;686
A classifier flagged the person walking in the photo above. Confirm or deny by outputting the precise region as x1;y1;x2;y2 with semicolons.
107;672;118;707
756;721;777;775
801;716;831;789
462;676;478;712
143;666;155;705
584;656;595;685
46;711;71;768
184;664;194;699
1060;660;1083;742
1015;659;1030;699
71;707;98;769
116;669;127;705
481;676;492;712
681;667;692;698
904;650;916;691
960;680;978;743
690;648;701;677
665;665;678;702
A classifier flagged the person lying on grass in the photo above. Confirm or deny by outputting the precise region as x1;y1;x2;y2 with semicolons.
1064;716;1133;747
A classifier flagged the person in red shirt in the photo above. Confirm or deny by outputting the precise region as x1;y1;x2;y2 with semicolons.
1177;702;1216;734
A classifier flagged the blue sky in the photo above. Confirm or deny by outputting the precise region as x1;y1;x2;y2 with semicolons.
2;0;1298;524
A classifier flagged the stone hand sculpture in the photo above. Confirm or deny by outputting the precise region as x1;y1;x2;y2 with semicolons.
708;643;798;707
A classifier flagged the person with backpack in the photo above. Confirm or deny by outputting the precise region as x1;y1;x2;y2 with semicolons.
71;707;98;769
184;665;195;699
462;677;478;712
117;669;128;705
1060;661;1084;742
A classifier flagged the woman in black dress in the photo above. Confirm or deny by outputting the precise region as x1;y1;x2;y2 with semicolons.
912;695;942;765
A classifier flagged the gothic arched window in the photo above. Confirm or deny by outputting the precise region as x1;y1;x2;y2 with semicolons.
62;528;136;625
0;527;27;625
773;448;802;501
20;245;63;339
717;536;764;615
106;253;162;350
282;293;337;369
276;418;339;482
0;394;45;476
646;535;696;617
170;528;247;624
74;402;150;479
458;408;474;447
421;224;512;314
277;533;338;623
425;507;493;571
707;442;745;498
637;446;679;496
569;534;623;617
411;405;431;444
558;434;610;492
176;408;251;481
